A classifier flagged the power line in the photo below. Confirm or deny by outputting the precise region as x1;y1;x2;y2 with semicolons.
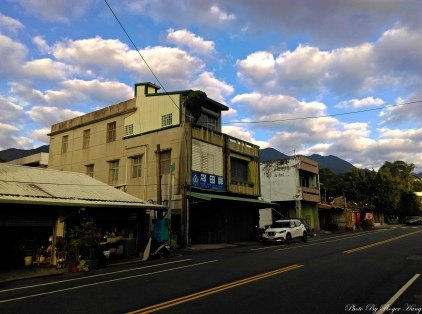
104;0;180;110
224;100;422;125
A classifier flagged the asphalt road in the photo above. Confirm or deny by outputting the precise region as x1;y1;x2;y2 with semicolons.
0;226;421;314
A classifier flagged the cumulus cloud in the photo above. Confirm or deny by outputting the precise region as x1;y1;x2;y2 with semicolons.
167;29;215;56
191;72;234;104
22;58;76;80
0;122;32;150
32;128;51;144
237;26;422;99
231;92;327;122
123;1;236;29
51;37;205;87
11;0;91;23
380;94;422;127
208;5;236;22
0;34;27;77
336;97;384;109
0;95;25;122
32;36;50;54
0;12;25;35
10;80;133;109
28;106;85;127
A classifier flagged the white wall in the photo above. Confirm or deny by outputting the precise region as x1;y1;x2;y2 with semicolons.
260;158;300;202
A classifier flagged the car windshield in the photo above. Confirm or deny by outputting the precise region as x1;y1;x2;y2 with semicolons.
271;221;291;228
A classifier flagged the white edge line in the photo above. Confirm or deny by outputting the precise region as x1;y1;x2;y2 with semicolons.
375;273;420;314
0;258;192;293
0;260;219;304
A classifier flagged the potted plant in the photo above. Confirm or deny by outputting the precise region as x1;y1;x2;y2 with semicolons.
66;220;98;272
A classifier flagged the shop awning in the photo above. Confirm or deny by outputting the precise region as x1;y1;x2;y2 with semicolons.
187;191;275;205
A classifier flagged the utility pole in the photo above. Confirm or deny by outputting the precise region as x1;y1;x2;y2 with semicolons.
156;144;162;206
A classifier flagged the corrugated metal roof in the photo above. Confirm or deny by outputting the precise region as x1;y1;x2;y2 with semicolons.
0;164;165;209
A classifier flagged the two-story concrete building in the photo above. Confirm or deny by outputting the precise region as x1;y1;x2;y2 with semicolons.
48;83;271;246
260;155;321;231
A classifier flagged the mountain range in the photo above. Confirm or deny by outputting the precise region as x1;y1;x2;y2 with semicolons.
259;148;355;174
0;145;420;177
0;145;49;162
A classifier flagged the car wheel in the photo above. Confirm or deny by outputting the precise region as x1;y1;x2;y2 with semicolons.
285;233;292;244
302;231;308;242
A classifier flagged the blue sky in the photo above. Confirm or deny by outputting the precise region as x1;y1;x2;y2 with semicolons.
1;0;421;172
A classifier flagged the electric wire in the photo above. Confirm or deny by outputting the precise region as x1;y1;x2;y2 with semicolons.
104;0;180;110
225;100;422;125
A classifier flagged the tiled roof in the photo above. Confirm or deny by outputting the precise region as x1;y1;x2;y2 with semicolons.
0;164;165;209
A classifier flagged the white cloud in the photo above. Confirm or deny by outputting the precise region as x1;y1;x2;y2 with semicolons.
167;29;215;56
0;34;27;77
0;95;25;122
0;12;25;34
336;97;384;109
380;93;422;127
32;36;50;54
209;5;236;22
236;51;276;90
28;106;85;127
0;122;32;150
12;0;91;23
231;92;326;121
191;72;233;104
51;37;205;88
22;58;76;80
10;80;133;109
32;128;51;144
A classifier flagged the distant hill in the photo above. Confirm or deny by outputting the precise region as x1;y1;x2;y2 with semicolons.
259;148;288;162
0;145;49;162
260;148;354;174
417;172;422;178
307;154;355;174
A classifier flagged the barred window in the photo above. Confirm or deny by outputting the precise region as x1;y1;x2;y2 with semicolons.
108;160;119;183
61;135;69;153
86;164;94;177
107;121;116;142
161;113;172;127
132;156;142;178
124;124;133;136
83;129;90;149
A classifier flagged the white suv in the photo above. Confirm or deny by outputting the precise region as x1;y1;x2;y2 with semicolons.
262;219;308;244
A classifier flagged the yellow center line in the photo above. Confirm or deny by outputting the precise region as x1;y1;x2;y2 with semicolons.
127;264;304;314
343;229;422;254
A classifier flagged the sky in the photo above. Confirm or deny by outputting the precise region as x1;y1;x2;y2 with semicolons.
1;0;422;173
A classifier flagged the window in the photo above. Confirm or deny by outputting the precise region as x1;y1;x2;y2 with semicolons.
132;156;142;178
61;135;69;153
161;113;172;127
206;116;218;130
108;160;119;183
83;129;90;149
230;157;248;183
160;150;171;175
86;164;94;177
124;124;134;136
107;121;116;142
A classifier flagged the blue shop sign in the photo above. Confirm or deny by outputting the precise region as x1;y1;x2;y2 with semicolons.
191;171;225;191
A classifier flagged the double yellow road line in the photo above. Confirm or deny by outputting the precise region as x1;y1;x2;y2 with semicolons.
343;229;422;254
128;264;303;313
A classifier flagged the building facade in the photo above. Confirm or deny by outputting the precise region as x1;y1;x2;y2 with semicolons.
260;155;321;231
48;83;269;245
